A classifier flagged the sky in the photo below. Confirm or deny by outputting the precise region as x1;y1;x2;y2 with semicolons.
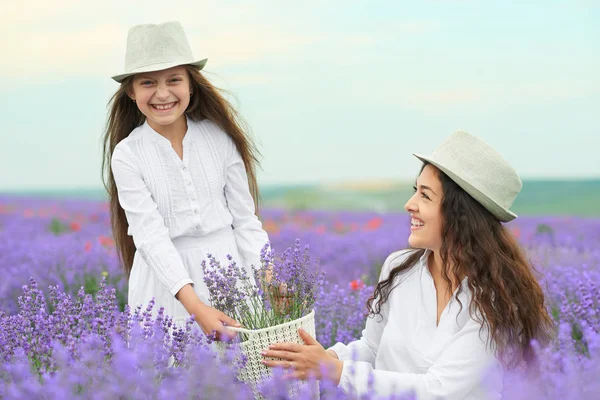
1;0;599;190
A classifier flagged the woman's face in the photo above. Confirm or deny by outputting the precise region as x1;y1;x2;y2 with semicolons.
404;164;444;252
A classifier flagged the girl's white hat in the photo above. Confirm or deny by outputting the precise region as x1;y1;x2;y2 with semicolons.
414;131;522;222
112;21;207;83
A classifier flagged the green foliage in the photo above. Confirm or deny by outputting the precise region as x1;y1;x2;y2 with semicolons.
59;272;128;312
48;218;68;235
535;223;555;235
570;323;590;357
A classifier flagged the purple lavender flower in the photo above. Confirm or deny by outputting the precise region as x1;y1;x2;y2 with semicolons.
2;197;600;398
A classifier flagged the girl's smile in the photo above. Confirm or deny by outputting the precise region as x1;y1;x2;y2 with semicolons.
150;101;179;112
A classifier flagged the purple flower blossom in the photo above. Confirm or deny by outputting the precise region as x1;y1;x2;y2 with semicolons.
1;197;600;398
201;239;324;332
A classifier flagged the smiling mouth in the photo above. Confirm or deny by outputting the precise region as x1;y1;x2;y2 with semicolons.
411;218;424;228
151;102;177;111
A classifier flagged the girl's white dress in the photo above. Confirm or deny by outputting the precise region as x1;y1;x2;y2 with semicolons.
111;116;269;325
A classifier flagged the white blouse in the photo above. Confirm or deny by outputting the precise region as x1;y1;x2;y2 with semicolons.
111;117;269;297
329;250;503;400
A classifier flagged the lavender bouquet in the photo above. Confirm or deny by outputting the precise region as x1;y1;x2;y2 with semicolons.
202;239;324;394
202;239;324;337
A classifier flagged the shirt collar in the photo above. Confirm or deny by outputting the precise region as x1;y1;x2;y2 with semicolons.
143;116;193;144
418;249;469;288
419;249;432;264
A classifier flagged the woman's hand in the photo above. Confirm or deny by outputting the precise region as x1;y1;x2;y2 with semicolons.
176;284;240;341
262;328;343;384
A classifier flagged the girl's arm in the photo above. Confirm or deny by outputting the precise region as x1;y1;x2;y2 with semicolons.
111;144;193;296
223;136;269;270
175;284;239;339
112;144;239;338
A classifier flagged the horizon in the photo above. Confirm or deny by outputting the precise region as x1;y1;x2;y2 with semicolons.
1;176;598;194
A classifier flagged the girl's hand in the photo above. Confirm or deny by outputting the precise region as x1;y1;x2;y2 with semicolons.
193;302;241;341
261;328;343;384
176;284;240;341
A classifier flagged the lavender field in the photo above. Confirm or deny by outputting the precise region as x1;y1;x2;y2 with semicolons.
1;196;599;399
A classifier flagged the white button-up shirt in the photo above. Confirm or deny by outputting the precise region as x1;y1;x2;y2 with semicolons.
329;250;503;400
111;117;269;296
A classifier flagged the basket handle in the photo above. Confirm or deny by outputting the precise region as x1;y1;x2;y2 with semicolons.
224;325;254;335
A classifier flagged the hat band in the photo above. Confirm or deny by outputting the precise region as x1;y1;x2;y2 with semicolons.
128;58;194;74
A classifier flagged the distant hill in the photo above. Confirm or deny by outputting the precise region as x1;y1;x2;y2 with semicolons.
1;179;599;217
259;179;600;217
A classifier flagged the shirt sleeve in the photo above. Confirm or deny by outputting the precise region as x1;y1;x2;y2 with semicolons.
223;136;270;270
327;251;403;364
111;144;193;296
338;312;499;400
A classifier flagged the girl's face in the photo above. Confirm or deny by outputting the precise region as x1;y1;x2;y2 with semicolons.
404;164;444;252
129;66;192;132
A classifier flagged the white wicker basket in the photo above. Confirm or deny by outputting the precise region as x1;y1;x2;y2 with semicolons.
222;310;319;399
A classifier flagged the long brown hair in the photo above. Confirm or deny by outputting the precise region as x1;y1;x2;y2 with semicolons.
367;163;554;368
102;66;261;277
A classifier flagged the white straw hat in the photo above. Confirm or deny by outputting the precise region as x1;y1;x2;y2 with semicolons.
414;131;522;222
112;21;207;83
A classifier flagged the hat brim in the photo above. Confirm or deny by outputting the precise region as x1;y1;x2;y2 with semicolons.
111;58;208;83
413;153;517;222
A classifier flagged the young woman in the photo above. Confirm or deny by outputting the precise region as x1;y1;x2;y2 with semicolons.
262;131;554;399
102;21;269;340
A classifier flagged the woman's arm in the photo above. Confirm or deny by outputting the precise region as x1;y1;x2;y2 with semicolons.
327;308;388;366
338;317;499;400
326;251;409;364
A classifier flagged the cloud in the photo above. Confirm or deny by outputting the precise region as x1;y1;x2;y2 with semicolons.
1;22;321;78
325;77;600;115
0;1;322;80
2;0;82;24
2;23;123;77
0;1;438;82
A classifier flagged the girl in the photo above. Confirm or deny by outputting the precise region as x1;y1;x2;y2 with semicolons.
102;21;269;340
262;131;554;399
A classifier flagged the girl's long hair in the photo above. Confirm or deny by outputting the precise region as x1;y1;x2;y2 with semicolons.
367;163;554;368
102;66;261;277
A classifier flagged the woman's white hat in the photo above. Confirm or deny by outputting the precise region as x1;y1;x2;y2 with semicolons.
414;131;522;222
112;21;207;83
